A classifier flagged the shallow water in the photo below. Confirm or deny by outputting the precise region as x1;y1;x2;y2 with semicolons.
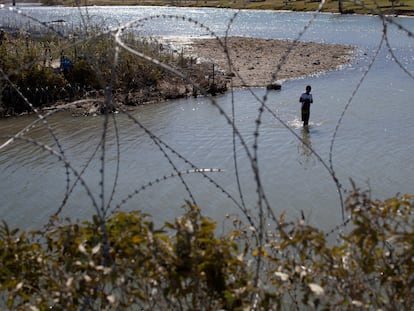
0;5;413;232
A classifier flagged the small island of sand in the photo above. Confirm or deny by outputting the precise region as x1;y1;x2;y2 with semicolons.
186;36;355;87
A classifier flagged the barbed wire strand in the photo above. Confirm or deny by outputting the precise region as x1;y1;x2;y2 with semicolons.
99;43;119;218
382;22;414;80
104;113;122;215
0;68;73;209
109;168;224;216
329;32;385;184
224;7;249;214
5;6;68;39
12;136;101;218
52;124;105;225
118;107;260;236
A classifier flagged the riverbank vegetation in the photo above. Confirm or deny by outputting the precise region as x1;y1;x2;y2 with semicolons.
40;0;414;16
0;191;413;310
0;29;227;117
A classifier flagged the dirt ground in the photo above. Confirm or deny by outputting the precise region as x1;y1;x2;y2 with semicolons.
185;36;355;87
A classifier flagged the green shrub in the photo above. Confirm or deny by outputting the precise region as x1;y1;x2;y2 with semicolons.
1;193;413;310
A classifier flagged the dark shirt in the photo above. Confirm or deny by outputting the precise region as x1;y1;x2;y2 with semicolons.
300;92;313;110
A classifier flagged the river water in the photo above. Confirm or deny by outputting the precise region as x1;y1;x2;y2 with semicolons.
0;5;413;232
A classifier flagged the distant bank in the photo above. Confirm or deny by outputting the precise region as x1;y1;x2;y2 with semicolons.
1;0;413;16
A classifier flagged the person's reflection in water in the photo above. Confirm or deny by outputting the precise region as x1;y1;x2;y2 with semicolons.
298;127;315;168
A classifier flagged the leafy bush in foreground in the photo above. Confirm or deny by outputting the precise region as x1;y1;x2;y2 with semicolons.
0;191;413;310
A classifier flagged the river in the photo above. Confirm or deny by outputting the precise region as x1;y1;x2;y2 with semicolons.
0;4;413;232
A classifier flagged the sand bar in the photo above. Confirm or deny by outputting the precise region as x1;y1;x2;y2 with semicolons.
186;36;355;87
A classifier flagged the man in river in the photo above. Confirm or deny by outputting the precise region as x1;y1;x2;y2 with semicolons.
299;85;313;127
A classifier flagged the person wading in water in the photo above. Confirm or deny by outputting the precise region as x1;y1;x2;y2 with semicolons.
299;85;313;128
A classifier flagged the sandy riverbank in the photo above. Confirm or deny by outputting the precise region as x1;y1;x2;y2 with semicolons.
186;36;355;87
